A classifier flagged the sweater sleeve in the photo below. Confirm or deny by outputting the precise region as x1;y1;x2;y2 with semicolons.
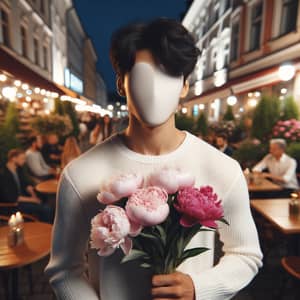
189;168;263;300
44;171;99;300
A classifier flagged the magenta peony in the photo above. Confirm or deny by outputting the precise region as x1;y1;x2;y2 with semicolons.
97;173;143;204
126;186;169;226
148;168;195;194
175;186;223;228
90;205;137;256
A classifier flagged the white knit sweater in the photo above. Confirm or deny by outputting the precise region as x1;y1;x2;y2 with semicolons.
45;132;263;300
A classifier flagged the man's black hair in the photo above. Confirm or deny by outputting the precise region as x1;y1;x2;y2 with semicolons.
28;136;38;146
110;18;200;80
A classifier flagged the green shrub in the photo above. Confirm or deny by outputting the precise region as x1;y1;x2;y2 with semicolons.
175;114;195;132
54;98;79;137
194;112;208;136
251;95;280;142
287;142;300;172
0;102;21;167
281;96;299;120
233;141;268;169
223;105;235;121
62;102;79;137
31;114;73;137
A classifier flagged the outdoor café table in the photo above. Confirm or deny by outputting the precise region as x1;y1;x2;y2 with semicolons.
251;199;300;254
248;178;282;193
35;179;58;194
0;222;52;300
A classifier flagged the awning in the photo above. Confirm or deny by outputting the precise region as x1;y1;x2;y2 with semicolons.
0;47;76;97
186;59;300;105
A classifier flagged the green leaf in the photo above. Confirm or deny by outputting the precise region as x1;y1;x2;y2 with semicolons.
121;249;149;264
154;225;166;245
140;263;152;268
178;247;210;266
220;218;230;226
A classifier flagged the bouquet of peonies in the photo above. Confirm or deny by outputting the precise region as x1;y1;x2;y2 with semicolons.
90;168;227;274
272;119;300;143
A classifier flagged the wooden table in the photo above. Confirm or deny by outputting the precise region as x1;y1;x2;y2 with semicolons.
248;178;282;193
35;179;58;194
0;222;52;299
251;199;300;234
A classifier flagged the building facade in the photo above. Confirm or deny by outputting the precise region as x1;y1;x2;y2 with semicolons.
51;0;72;86
96;72;108;107
183;0;300;121
83;37;97;101
0;0;53;81
65;6;85;95
0;0;108;116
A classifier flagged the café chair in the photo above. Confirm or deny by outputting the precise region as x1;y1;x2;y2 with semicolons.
278;256;300;299
0;202;39;221
0;202;18;215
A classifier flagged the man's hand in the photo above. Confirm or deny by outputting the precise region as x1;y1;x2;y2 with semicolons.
152;271;195;300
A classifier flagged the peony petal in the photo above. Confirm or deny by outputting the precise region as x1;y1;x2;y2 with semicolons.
120;237;132;255
129;221;143;237
180;215;198;227
97;191;119;204
200;220;218;228
127;203;169;226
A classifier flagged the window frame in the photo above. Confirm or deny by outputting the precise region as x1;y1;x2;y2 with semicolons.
0;7;10;47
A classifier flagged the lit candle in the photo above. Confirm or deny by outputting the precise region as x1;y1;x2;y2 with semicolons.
15;212;24;224
8;214;17;227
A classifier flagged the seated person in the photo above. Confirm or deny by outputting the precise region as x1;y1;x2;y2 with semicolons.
26;136;56;180
252;138;299;197
0;149;54;223
215;132;233;156
41;133;62;166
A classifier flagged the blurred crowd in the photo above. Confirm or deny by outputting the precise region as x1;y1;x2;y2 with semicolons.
0;113;128;223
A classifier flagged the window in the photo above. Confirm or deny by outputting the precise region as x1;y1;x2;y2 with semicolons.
230;22;240;61
0;8;10;47
43;45;48;70
249;1;263;51
209;1;220;26
33;37;39;64
280;0;299;35
20;25;27;57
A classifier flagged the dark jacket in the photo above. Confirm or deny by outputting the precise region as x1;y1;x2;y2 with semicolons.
0;166;32;203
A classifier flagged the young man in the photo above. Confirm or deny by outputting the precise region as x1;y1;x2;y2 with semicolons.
41;133;62;166
0;149;54;223
252;138;299;197
45;19;262;300
215;133;233;157
26;136;56;180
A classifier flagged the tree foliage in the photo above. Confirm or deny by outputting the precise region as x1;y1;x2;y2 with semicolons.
281;96;299;120
223;105;235;121
251;95;280;142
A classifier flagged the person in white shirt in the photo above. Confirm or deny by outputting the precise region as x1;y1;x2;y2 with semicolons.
252;138;299;196
26;136;56;181
45;18;262;300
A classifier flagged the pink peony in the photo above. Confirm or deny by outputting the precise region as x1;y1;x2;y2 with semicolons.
148;168;195;194
279;127;285;132
126;187;169;226
284;132;291;138
175;186;223;228
90;206;140;256
97;173;143;204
